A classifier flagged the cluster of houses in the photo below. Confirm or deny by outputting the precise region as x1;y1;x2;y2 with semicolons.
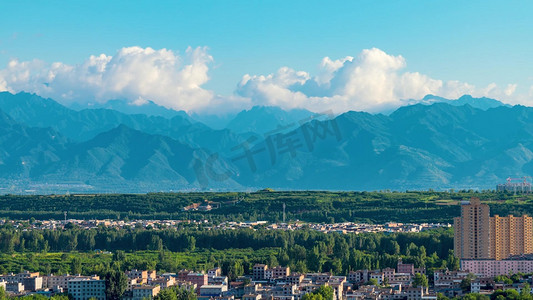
215;222;451;234
0;218;208;231
0;271;104;299
0;218;450;235
0;260;436;300
3;258;533;300
433;269;533;298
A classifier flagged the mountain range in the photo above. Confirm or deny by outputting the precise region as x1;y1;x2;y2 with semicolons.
0;91;530;193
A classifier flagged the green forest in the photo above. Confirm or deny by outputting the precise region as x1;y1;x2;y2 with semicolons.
0;224;456;278
0;190;531;223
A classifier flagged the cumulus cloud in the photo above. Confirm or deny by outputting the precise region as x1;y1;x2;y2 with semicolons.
237;48;521;113
0;46;525;114
0;46;218;112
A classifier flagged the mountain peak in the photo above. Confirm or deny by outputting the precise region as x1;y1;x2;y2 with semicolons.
420;94;507;110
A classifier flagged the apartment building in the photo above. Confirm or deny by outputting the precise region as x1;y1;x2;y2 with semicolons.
199;284;228;297
67;278;106;300
44;274;100;290
490;214;533;260
253;264;268;281
132;285;160;300
461;256;533;277
186;272;208;288
454;198;533;260
454;198;491;259
265;267;290;280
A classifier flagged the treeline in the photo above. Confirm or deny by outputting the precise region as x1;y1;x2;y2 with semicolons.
0;190;530;223
0;225;457;277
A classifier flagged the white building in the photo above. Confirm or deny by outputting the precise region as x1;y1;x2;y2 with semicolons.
200;284;228;297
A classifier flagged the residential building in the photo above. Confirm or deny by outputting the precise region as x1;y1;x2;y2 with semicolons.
253;265;268;281
402;287;436;300
286;274;304;285
199;284;228;297
44;274;100;290
454;198;533;260
126;269;156;282
67;278;106;300
454;198;493;259
132;285;160;300
461;255;533;277
243;294;262;300
186;273;208;288
208;276;228;286
208;268;222;277
490;215;533;260
5;282;24;294
150;276;175;289
22;277;43;292
397;260;415;275
266;267;290;280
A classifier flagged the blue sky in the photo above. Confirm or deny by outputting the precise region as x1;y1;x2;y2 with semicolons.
0;1;532;113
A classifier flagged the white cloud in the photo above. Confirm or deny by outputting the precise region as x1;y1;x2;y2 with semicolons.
504;84;518;96
0;46;219;112
0;46;526;114
236;48;522;113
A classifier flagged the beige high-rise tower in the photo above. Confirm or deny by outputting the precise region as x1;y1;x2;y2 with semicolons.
454;198;533;260
454;198;491;259
490;215;533;260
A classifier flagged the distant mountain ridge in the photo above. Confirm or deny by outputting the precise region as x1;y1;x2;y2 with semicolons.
70;99;192;120
0;91;530;193
418;94;509;110
226;106;314;134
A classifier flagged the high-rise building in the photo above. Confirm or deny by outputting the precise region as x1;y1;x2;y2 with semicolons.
454;198;533;260
490;214;533;260
454;198;491;259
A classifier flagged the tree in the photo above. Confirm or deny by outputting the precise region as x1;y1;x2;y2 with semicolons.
308;246;324;272
436;293;449;300
520;283;531;300
391;241;401;255
149;236;163;251
412;273;428;288
302;286;333;300
227;261;244;281
105;270;127;300
175;287;197;300
42;240;49;254
445;250;460;271
0;286;8;300
154;288;178;300
44;263;52;275
490;289;520;300
417;245;427;268
460;273;475;293
113;250;126;262
186;236;196;252
155;287;197;300
382;277;389;287
462;293;489;300
301;294;324;300
71;257;82;275
366;279;379;286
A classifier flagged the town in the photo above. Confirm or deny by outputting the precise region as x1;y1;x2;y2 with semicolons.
0;218;451;235
2;197;533;300
3;258;533;300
